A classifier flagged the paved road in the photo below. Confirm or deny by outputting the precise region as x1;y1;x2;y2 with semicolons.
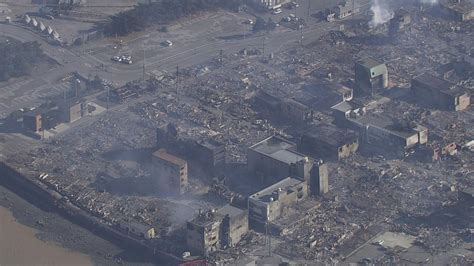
0;7;337;118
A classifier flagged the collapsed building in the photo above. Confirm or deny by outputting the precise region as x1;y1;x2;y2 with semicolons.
186;205;248;256
247;136;329;195
299;123;359;161
248;177;308;230
411;73;470;111
354;57;389;95
152;149;188;195
439;0;474;21
389;8;411;37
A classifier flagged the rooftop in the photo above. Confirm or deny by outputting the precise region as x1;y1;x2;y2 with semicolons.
351;114;418;139
199;139;225;150
331;100;365;113
356;57;386;70
249;177;305;203
153;149;187;167
188;210;223;227
303;123;358;147
216;204;246;218
249;136;308;165
413;73;468;97
299;83;353;109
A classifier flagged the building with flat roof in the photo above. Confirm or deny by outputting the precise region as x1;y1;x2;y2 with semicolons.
216;205;248;249
186;210;223;256
23;109;45;132
186;205;248;256
412;73;470;111
333;0;371;19
300;123;359;161
247;136;311;185
118;220;155;240
349;114;428;157
354;57;389;95
296;82;353;111
253;91;312;124
152;149;188;194
57;99;84;123
248;177;308;229
331;100;367;126
248;136;329;194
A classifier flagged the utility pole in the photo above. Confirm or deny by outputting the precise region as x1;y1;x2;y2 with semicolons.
143;46;146;82
266;221;272;257
300;27;304;46
176;66;179;95
307;0;311;23
106;85;109;111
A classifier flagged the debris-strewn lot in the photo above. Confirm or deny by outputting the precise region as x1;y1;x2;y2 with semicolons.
3;3;473;265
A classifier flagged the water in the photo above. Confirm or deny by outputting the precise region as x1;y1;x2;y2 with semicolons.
0;206;92;266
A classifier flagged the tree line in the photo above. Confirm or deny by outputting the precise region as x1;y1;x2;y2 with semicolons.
0;40;45;81
104;0;244;36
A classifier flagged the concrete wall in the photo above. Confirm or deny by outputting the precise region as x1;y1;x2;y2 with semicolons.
456;93;470;111
300;135;359;161
338;139;359;160
247;149;292;185
152;156;188;194
412;79;470;111
186;221;220;256
68;103;83;123
225;211;248;247
310;164;329;195
248;181;308;228
355;64;388;95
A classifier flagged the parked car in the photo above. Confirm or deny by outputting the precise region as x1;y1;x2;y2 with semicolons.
244;19;254;25
112;56;122;62
161;40;173;47
272;8;282;14
112;55;132;64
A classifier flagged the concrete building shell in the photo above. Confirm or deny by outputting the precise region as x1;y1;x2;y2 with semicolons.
354;57;389;95
152;149;188;194
248;177;308;229
412;73;470;111
300;123;359;161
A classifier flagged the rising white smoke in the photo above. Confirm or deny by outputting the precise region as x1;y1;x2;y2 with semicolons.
369;0;394;28
419;0;438;4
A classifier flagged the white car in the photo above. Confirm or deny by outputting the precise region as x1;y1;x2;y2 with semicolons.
162;40;173;47
245;19;254;25
112;56;122;62
272;8;282;14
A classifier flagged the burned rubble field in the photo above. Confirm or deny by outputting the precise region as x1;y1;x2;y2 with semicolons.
5;4;474;265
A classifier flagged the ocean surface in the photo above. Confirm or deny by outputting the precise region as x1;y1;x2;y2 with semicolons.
0;206;92;266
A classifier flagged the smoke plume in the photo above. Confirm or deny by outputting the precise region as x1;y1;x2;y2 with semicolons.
369;0;394;28
420;0;438;5
419;0;438;4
